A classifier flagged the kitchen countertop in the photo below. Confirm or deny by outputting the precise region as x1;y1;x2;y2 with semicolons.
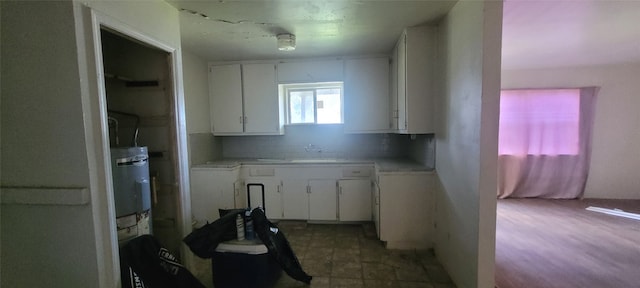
192;158;434;172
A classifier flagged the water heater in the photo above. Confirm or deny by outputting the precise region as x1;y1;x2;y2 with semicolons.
111;146;152;243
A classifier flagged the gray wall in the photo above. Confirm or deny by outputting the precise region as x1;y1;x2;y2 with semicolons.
434;1;502;287
1;0;183;287
1;2;99;287
220;124;434;167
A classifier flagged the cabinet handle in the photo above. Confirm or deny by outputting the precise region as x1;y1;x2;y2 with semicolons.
339;186;343;195
239;116;243;123
244;116;248;124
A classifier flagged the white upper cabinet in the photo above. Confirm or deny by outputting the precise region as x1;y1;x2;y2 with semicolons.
344;57;390;133
209;63;283;135
392;25;437;134
209;64;243;134
242;63;282;134
277;60;344;83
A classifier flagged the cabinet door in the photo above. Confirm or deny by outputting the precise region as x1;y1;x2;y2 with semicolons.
232;179;245;209
245;178;283;219
338;179;372;221
190;169;222;223
282;179;309;220
373;181;380;237
396;33;408;131
344;58;390;133
190;168;237;223
378;173;434;249
404;26;436;134
309;179;338;221
390;44;399;131
210;64;243;134
242;63;281;134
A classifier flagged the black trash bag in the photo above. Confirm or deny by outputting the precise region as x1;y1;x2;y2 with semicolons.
251;208;313;284
183;210;243;258
120;234;205;288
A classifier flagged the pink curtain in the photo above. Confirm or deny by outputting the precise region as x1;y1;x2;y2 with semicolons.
497;87;598;199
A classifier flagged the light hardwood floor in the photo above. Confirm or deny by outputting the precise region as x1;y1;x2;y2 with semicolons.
496;198;640;288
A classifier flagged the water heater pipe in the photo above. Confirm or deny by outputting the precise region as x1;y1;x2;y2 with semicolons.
107;109;140;147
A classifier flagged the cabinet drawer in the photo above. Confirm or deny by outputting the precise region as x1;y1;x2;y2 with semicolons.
342;166;372;178
249;167;275;176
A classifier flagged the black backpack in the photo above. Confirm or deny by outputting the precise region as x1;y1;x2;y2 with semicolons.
119;235;205;288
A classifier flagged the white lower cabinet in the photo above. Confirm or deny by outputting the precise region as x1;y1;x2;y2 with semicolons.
233;179;245;209
309;179;338;221
372;181;381;237
242;178;282;219
338;179;372;221
376;171;435;249
194;164;379;224
281;178;310;220
190;167;239;224
240;166;283;219
279;166;343;221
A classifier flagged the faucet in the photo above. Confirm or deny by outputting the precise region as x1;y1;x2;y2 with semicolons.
304;144;322;153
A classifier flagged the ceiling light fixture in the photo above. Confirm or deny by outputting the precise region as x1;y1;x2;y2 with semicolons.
277;34;296;51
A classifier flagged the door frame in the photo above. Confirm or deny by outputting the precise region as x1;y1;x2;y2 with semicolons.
80;6;193;286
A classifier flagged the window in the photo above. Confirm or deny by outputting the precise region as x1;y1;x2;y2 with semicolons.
282;82;343;124
499;89;580;156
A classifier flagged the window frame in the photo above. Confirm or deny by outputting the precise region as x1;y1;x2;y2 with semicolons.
282;82;344;125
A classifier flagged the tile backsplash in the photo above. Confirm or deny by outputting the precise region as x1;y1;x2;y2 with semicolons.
219;124;435;168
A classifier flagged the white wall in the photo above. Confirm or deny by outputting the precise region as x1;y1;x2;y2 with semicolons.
502;63;640;199
183;51;211;134
435;1;502;288
182;50;221;165
1;0;183;287
1;2;99;287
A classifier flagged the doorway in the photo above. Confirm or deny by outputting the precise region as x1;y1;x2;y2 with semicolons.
99;28;183;256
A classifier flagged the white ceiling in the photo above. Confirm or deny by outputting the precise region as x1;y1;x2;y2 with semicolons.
502;0;640;70
170;0;640;70
168;0;457;62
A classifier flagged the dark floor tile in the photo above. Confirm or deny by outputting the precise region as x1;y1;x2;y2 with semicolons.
191;222;455;288
334;236;360;249
309;276;331;288
398;281;436;288
363;279;400;288
303;259;333;277
417;249;441;266
425;265;454;284
361;248;387;263
395;265;430;282
335;224;364;237
331;277;364;288
331;261;362;278
432;283;457;288
383;252;418;268
362;223;378;238
332;248;360;262
362;262;396;280
360;238;386;250
305;247;334;262
309;237;337;249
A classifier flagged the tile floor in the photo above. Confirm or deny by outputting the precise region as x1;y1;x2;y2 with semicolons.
192;221;456;288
